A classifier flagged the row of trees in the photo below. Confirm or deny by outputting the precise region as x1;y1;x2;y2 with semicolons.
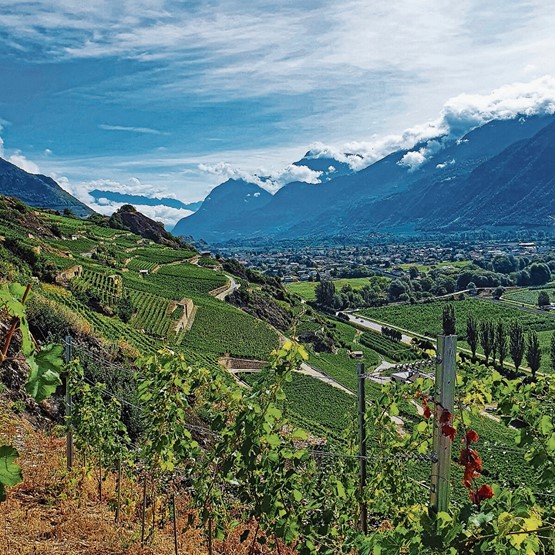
466;316;555;378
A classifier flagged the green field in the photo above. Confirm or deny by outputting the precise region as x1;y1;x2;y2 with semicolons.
359;298;555;373
286;277;384;301
359;298;555;337
503;286;555;306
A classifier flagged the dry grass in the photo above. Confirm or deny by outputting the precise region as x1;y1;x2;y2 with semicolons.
0;403;297;555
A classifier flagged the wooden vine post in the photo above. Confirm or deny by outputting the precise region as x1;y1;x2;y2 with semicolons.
357;362;368;534
64;335;75;471
430;306;457;514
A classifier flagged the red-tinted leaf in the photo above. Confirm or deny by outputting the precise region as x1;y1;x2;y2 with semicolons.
441;423;457;441
465;429;479;445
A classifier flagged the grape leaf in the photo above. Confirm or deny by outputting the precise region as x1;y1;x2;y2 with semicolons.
0;445;22;501
25;344;64;403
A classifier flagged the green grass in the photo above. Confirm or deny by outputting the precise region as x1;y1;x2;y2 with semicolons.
286;277;388;301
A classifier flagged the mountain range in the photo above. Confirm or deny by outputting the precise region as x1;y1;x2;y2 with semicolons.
173;114;555;242
0;157;94;217
88;189;202;212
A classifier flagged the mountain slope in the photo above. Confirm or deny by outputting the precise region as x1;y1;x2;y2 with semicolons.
172;179;272;239
0;157;94;217
174;114;555;242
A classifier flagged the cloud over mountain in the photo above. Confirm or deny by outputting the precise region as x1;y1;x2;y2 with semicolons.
309;76;555;171
198;161;322;192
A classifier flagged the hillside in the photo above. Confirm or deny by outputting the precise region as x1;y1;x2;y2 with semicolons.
2;201;555;553
174;114;555;242
0;158;94;218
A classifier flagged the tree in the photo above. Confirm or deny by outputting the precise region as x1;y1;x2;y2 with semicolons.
442;305;456;335
538;291;550;308
117;294;135;323
315;280;336;308
466;316;478;360
489;321;497;365
479;321;493;364
528;263;551;286
550;332;555;373
495;321;507;369
388;279;407;301
408;266;419;279
492;286;505;300
526;331;542;379
509;320;525;371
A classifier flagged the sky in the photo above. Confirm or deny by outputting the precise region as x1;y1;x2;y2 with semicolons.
1;0;555;225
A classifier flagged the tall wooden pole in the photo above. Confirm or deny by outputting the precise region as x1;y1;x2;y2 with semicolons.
64;335;74;471
430;335;457;514
357;362;368;534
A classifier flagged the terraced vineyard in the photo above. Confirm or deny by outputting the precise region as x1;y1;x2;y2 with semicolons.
181;299;279;360
71;269;123;306
132;247;196;263
49;237;97;255
128;290;176;338
125;257;159;272
241;371;356;438
40;286;158;353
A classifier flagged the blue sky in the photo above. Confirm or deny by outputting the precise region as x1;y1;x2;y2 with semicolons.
1;1;555;224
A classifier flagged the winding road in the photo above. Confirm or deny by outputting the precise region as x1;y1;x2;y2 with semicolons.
215;274;240;300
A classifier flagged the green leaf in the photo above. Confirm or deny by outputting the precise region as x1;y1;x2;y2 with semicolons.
0;445;22;502
539;415;553;436
290;428;308;441
416;421;428;433
335;480;346;499
25;344;64;403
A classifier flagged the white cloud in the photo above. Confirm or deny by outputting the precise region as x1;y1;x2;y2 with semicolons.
8;152;40;174
53;175;191;225
436;159;455;169
198;161;322;192
397;139;444;171
90;200;193;226
310;76;555;171
99;124;166;135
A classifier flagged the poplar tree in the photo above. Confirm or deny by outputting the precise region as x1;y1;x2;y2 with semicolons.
509;320;525;371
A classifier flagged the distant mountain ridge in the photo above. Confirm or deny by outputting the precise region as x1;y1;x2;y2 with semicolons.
0;157;94;217
173;114;555;242
89;189;202;212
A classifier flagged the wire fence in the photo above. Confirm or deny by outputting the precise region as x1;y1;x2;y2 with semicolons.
65;336;555;518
